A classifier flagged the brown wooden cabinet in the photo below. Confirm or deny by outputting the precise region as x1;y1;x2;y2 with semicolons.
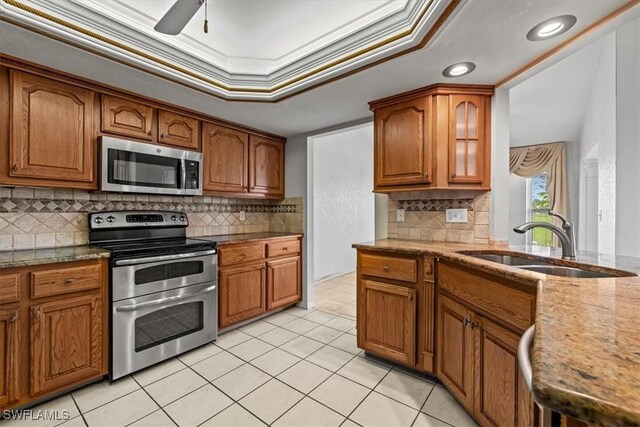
31;295;103;395
356;251;435;374
0;308;18;407
267;257;301;310
158;110;200;150
369;84;493;192
6;71;95;187
219;262;267;328
359;279;416;366
374;97;431;187
437;261;536;427
0;259;108;411
101;95;153;140
436;294;475;411
249;136;284;198
203;123;249;194
218;236;302;329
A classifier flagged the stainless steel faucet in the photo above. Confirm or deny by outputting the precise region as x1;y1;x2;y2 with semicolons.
513;212;576;260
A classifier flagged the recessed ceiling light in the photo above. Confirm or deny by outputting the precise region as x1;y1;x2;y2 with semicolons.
442;62;476;78
527;15;577;41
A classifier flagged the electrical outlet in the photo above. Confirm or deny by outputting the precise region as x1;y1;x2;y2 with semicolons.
240;211;246;221
446;208;468;223
397;209;405;222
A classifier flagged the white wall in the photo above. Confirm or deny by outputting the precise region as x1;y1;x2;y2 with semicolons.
491;89;511;243
508;175;527;245
577;32;616;254
311;125;375;282
616;17;640;257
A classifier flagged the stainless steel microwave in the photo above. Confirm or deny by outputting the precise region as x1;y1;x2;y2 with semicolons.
100;136;202;195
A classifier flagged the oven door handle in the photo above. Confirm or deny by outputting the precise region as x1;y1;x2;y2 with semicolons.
114;249;217;266
115;284;216;312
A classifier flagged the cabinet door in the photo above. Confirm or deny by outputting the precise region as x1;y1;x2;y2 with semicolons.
219;263;266;328
0;309;19;406
202;123;249;194
358;279;416;365
31;295;103;395
436;294;474;410
475;316;534;427
101;95;154;140
249;136;284;198
448;94;486;184
10;71;95;183
267;257;301;310
374;97;431;188
158;110;200;150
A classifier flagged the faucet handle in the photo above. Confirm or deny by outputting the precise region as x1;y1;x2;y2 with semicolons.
549;211;571;228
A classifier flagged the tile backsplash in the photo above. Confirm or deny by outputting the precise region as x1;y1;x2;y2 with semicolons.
0;187;303;251
388;190;491;244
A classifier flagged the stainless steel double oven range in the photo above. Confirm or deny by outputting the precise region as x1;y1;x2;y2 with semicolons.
89;211;217;380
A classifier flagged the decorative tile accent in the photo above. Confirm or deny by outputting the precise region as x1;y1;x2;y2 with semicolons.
0;187;304;251
389;190;491;244
399;199;474;212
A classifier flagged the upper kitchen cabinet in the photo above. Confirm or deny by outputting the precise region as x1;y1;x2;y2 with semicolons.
202;123;249;194
249;136;284;198
374;98;431;188
2;71;96;189
101;95;154;141
202;123;286;199
369;84;493;192
158;110;200;151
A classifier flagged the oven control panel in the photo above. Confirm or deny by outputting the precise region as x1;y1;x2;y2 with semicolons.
89;211;188;229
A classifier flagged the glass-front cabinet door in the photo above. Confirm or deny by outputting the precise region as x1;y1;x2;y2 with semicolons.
448;95;486;184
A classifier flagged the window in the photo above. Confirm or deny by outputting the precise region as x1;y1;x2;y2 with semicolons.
527;173;555;247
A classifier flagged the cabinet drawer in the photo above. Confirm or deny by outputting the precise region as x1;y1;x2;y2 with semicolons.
360;253;417;283
219;244;265;267
438;262;534;331
267;240;300;258
0;274;19;303
31;263;102;299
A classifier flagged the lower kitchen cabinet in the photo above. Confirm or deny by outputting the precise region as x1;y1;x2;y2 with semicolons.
0;259;108;411
437;294;475;410
219;263;267;328
358;279;416;365
218;236;302;329
0;308;19;407
31;295;103;395
267;257;301;310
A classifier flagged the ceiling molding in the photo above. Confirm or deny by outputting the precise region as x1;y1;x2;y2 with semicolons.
0;0;460;101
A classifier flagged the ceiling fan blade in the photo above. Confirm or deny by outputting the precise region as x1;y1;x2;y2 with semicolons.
154;0;204;35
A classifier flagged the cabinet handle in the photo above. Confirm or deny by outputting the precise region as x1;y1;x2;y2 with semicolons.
463;317;469;326
408;294;414;302
65;278;76;284
11;164;18;172
148;131;152;137
382;266;389;271
283;247;288;251
451;172;457;179
34;310;41;320
470;321;480;330
9;314;17;323
160;133;165;140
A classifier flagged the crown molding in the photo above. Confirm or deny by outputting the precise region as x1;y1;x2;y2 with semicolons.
0;0;460;101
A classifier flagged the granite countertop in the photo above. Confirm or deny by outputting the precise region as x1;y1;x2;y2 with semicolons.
198;232;303;245
353;239;640;427
0;245;111;269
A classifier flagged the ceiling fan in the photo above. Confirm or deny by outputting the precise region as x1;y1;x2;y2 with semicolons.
154;0;209;35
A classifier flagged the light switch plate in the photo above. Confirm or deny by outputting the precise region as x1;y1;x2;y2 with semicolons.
397;209;405;222
446;209;468;223
240;211;246;221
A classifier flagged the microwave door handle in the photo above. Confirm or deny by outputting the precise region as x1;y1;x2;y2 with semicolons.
181;159;187;192
115;284;217;312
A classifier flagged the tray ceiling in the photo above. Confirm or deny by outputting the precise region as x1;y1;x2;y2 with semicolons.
0;0;456;100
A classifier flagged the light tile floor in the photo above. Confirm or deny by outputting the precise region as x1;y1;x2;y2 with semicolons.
314;272;358;319
5;273;479;427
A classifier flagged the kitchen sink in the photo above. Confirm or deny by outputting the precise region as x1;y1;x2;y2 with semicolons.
460;252;632;278
517;265;612;279
464;253;547;266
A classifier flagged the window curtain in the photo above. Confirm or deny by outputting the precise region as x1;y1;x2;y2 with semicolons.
509;142;569;220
